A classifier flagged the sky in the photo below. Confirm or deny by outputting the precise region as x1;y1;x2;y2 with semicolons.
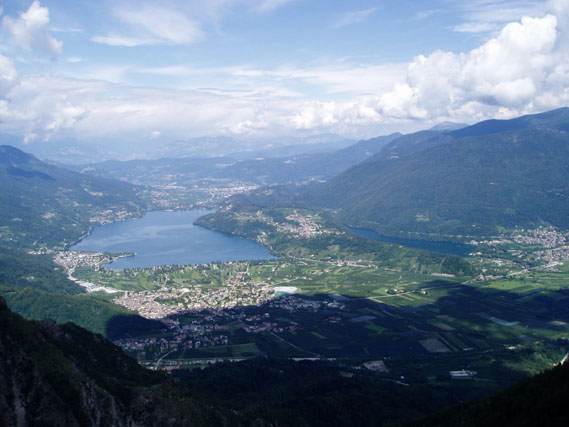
0;0;568;157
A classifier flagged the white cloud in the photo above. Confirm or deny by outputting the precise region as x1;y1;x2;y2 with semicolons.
256;0;295;14
0;74;302;143
451;0;547;34
451;22;498;33
413;10;439;21
92;4;202;47
292;100;381;131
90;34;159;48
1;1;62;56
230;63;406;95
0;75;88;142
90;0;298;48
265;7;569;132
117;6;202;44
1;4;569;145
51;26;83;33
0;54;17;96
132;62;406;98
331;8;379;29
77;65;132;84
374;13;568;123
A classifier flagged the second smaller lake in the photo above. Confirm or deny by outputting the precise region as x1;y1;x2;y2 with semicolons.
347;226;473;257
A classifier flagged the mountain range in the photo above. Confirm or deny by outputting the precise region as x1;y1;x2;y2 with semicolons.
0;145;146;250
68;133;401;187
305;107;569;238
0;145;157;337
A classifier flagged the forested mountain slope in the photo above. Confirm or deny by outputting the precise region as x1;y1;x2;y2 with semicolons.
0;297;228;427
0;145;146;249
308;108;569;238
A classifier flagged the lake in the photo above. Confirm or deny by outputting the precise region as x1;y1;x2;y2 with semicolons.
347;226;473;257
71;210;276;269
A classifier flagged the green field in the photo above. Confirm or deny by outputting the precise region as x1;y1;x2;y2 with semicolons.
90;255;569;388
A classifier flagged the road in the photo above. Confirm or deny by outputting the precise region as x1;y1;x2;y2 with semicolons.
153;348;177;370
270;332;321;357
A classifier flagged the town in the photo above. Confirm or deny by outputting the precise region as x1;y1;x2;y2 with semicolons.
113;278;275;319
113;293;336;366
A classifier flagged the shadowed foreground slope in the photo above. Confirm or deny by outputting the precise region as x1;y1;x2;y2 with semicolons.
411;360;569;427
2;292;569;426
0;297;229;427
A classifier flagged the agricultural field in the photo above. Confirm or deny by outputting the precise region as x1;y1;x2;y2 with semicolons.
76;254;569;387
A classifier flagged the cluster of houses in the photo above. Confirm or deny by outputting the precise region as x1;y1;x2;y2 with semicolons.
114;317;230;356
114;279;276;319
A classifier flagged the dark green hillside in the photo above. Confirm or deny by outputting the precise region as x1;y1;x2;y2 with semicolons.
0;246;80;295
0;247;162;337
413;360;569;427
0;145;146;249
309;109;569;238
179;358;489;427
1;286;130;337
369;130;450;161
0;297;229;427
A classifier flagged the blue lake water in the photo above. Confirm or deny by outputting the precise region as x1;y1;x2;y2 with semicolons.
71;210;276;269
347;226;473;257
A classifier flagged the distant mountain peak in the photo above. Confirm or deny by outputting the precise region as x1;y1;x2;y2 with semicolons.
429;122;468;131
0;144;37;165
451;107;569;138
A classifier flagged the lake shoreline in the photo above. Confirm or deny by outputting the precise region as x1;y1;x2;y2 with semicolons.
70;210;276;269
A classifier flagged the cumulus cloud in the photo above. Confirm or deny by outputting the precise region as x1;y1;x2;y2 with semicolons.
281;6;569;132
1;1;62;57
292;100;380;131
0;75;90;142
373;12;568;123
